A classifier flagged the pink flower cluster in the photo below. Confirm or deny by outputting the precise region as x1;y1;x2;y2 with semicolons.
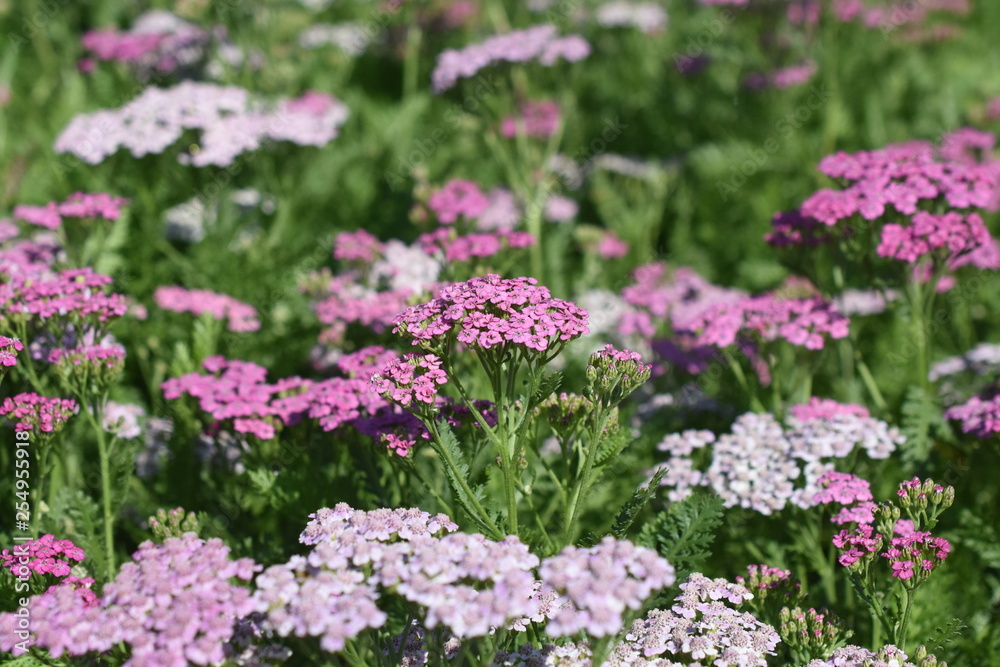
392;274;589;354
877;210;992;264
501;100;561;139
744;61;817;90
12;192;129;230
163;356;311;440
688;294;850;351
417;227;535;263
154;285;260;332
0;268;127;328
788;397;870;421
55;82;349;167
0;392;79;433
800;132;1000;227
428;180;491;223
0;335;23;370
370;353;448;407
0;534;259;663
333;229;384;263
309;271;416;342
432;24;590;93
810;471;874;509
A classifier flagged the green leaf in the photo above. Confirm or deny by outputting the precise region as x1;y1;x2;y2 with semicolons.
528;371;563;411
435;421;495;535
41;488;104;580
926;618;967;654
638;490;724;583
609;467;668;540
900;385;942;465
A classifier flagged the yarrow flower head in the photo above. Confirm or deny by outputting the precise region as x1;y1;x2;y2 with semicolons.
539;537;675;638
431;24;590;93
428;180;491;224
0;268;127;335
0;534;259;662
370;353;449;409
0;335;24;376
12;192;129;230
155;286;261;332
607;572;780;666
501;100;561;139
392;274;589;356
0;392;78;433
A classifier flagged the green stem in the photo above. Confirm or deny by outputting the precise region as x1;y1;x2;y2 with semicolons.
723;347;766;413
402;25;422;99
896;587;916;649
82;398;116;580
562;407;613;546
427;421;503;540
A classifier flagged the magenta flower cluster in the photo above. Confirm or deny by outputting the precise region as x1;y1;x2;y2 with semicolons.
154;285;261;332
333;229;384;263
877;211;992;264
882;531;951;581
417;227;535;263
392;274;589;354
12;192;129;230
0;392;79;433
1;534;86;580
0;335;23;370
0;268;127;329
431;24;591;93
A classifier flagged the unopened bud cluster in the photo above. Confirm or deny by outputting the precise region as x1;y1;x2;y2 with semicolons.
779;606;852;660
149;507;202;541
584;344;651;407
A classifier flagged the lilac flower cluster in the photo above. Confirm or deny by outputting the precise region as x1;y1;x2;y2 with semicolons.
607;573;780;666
943;394;1000;438
656;401;902;513
804;644;946;667
154;285;261;332
392;274;589;355
103;401;146;439
12;192;129;230
0;392;79;433
539;537;675;637
432;25;590;93
0;535;259;664
55;82;349;167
